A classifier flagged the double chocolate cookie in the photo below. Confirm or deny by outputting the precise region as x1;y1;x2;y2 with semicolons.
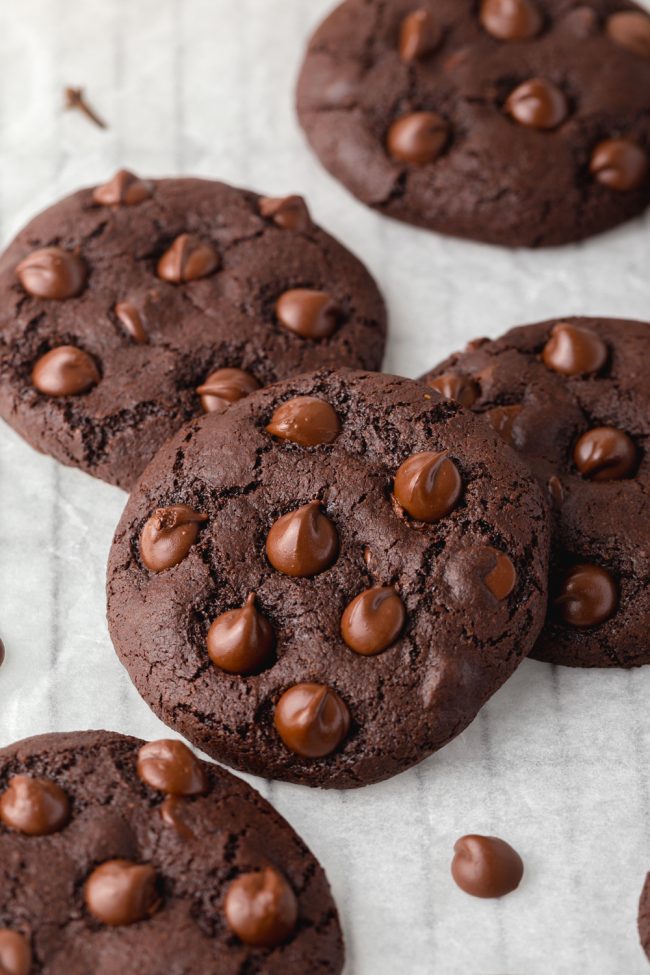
0;730;344;973
0;173;386;489
297;0;650;247
639;873;650;962
422;316;650;668
107;370;550;788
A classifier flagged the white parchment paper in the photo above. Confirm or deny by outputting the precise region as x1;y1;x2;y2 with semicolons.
0;2;649;972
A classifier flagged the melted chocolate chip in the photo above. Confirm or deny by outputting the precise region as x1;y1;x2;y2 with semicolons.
589;139;649;191
266;501;338;577
160;796;196;840
92;170;153;206
157;234;220;283
84;860;161;926
573;427;638;481
606;11;650;58
0;775;70;836
483;548;517;600
274;683;350;758
266;396;341;446
554;564;618;628
452;835;524;898
136;739;207;796
196;368;260;414
0;929;31;975
426;373;479;407
259;195;311;231
486;404;523;445
399;9;442;62
505;78;568;129
387;112;449;165
140;505;207;573
542;322;608;376
32;346;100;397
275;289;340;340
341;586;406;656
224;868;298;948
393;451;462;522
115;301;148;344
480;0;541;40
16;247;86;300
207;593;275;675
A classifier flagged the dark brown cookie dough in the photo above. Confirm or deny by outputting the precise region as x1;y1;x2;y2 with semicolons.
639;873;650;962
421;316;650;667
0;730;344;974
107;369;550;788
0;174;386;490
296;0;650;247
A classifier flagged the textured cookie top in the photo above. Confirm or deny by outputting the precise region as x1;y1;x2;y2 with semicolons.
107;370;550;788
297;0;650;246
422;317;650;667
0;174;386;489
0;730;344;974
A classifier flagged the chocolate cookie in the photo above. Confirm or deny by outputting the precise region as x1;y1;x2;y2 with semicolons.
0;730;344;973
107;369;550;788
296;0;650;247
0;173;386;489
639;873;650;962
421;316;650;667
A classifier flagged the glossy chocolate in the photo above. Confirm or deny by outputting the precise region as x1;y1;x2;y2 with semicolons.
393;451;462;522
196;368;259;414
31;346;100;397
573;427;638;481
136;739;207;796
207;593;275;675
157;233;220;283
16;247;86;300
266;396;341;446
224;868;298;948
266;501;338;577
542;322;608;376
554;563;618;627
0;775;70;836
387;112;449;165
341;586;406;655
275;289;340;340
140;505;207;573
84;859;160;926
274;683;350;758
452;834;524;898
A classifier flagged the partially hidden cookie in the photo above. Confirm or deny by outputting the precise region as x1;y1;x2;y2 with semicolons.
0;730;344;973
107;369;550;788
639;873;650;963
0;173;386;489
421;317;650;667
296;0;650;247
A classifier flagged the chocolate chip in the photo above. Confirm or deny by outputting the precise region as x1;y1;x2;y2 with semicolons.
157;234;220;283
0;929;31;975
274;683;350;758
341;586;406;656
259;195;311;231
160;796;196;840
573;427;638;481
606;11;650;58
426;373;479;407
207;593;275;675
479;0;541;40
486;404;523;445
136;739;207;796
92;170;153;206
0;775;70;836
548;474;565;508
115;301;148;344
84;859;161;926
482;548;517;600
561;5;599;38
16;247;86;300
224;868;298;948
387;112;449;165
542;322;608;376
275;289;340;340
140;505;208;573
505;78;568;130
31;346;100;398
393;451;462;523
0;638;5;668
266;396;341;446
196;368;259;414
451;835;524;898
554;564;618;628
399;9;442;62
63;86;106;129
266;501;338;577
589;139;649;191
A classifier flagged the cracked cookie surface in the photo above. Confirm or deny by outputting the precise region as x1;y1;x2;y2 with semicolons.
107;370;550;788
0;175;386;489
296;0;650;247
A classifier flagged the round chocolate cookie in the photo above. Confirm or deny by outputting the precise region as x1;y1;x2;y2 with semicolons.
0;730;344;973
639;873;650;962
107;369;550;788
421;317;650;668
296;0;650;247
0;173;386;489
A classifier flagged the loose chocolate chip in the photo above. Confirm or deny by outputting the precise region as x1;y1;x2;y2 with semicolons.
393;451;462;523
160;796;196;840
387;112;449;165
554;563;618;627
606;11;650;58
31;346;100;397
505;78;568;130
140;505;208;573
341;586;406;656
0;775;70;836
0;929;31;975
573;427;638;481
266;396;341;446
92;170;153;206
399;9;442;62
157;234;220;283
196;367;260;414
275;289;340;340
451;835;524;898
115;301;148;344
274;683;350;758
266;501;338;577
483;548;517;600
224;868;298;948
486;404;523;445
84;859;160;926
426;373;479;407
136;739;207;796
207;593;275;675
479;0;542;40
259;195;311;232
16;247;86;300
542;322;608;377
589;139;649;191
